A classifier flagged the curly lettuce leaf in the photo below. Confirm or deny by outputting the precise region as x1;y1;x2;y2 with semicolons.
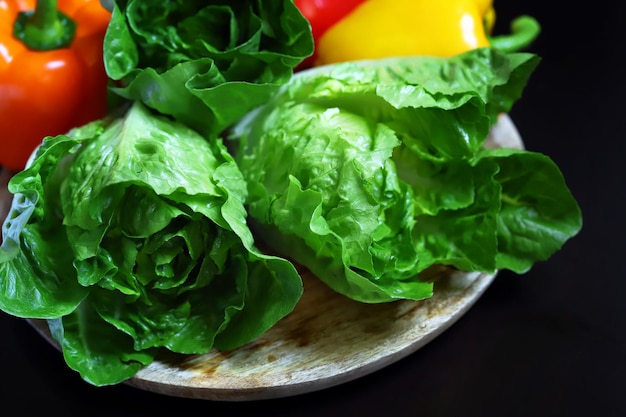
47;304;156;387
230;48;582;303
103;0;313;136
0;102;303;385
480;147;582;272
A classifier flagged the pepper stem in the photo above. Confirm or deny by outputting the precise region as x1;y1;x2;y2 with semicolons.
489;15;541;52
13;0;76;51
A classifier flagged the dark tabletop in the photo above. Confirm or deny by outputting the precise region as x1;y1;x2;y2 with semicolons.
1;1;624;416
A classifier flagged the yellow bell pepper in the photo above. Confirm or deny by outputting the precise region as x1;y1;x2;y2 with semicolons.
316;0;495;65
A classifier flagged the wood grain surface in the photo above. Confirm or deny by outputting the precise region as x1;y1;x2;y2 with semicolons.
29;268;496;401
7;114;522;401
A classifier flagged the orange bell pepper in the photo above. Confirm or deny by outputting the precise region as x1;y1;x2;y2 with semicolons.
0;0;111;172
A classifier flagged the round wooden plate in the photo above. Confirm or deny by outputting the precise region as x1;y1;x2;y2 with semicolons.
7;114;523;401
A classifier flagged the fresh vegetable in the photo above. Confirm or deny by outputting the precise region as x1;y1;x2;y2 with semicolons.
294;0;365;68
0;102;303;386
316;0;489;65
295;0;365;42
229;48;582;303
489;15;542;52
0;0;111;172
102;0;314;137
0;0;582;388
294;0;541;67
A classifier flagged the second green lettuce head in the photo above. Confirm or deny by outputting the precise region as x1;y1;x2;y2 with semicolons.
229;48;582;304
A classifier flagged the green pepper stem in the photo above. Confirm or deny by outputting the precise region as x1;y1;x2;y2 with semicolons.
489;15;541;52
13;0;77;51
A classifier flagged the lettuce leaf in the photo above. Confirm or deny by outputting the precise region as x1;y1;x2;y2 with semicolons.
0;102;303;386
229;48;582;303
103;0;313;137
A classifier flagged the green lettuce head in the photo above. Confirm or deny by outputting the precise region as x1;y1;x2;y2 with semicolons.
104;0;314;137
0;103;302;386
229;48;582;304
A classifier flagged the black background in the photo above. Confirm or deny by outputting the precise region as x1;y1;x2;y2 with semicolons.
1;1;624;415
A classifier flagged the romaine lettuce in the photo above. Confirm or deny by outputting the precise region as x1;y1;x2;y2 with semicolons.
229;48;582;303
0;102;303;386
103;0;314;137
